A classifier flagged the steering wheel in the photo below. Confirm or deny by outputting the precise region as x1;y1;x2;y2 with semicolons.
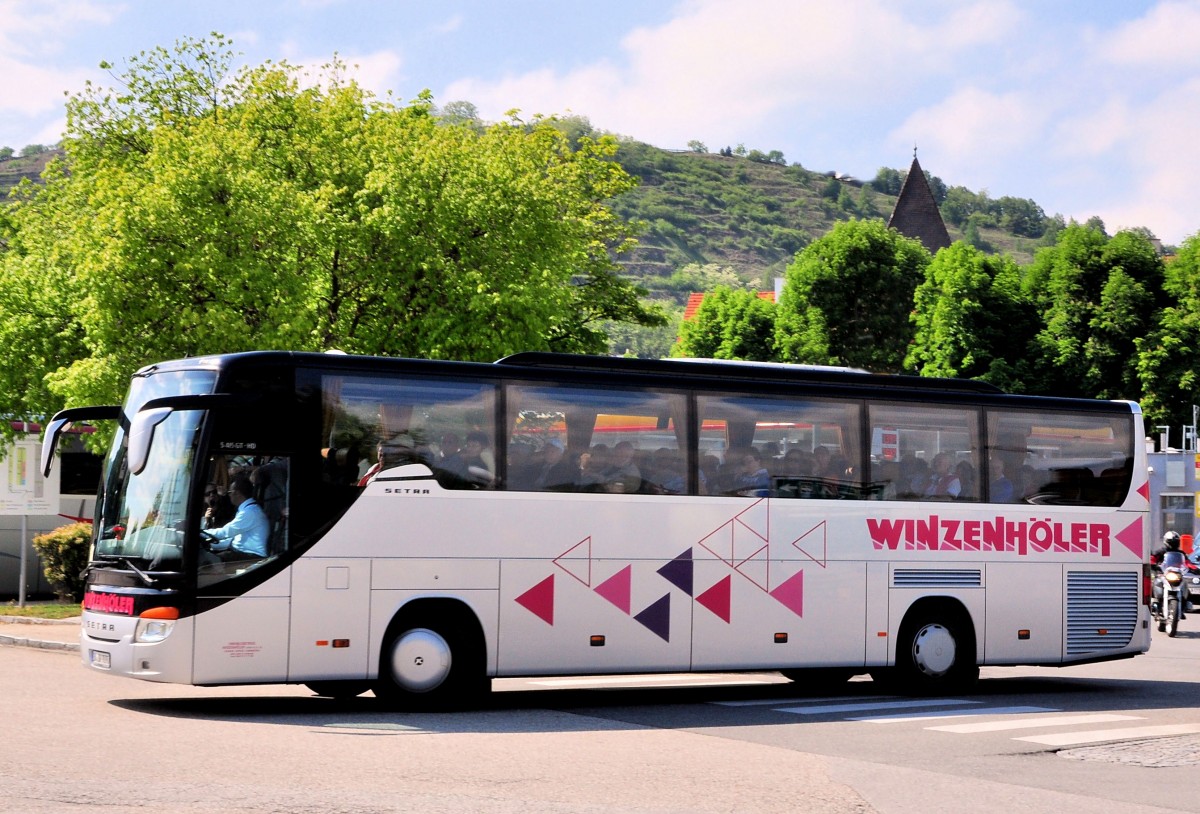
199;530;219;549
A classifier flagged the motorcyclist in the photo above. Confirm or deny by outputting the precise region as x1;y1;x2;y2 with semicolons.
1151;531;1188;620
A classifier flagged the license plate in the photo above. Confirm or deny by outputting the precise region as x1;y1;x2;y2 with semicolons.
89;650;111;669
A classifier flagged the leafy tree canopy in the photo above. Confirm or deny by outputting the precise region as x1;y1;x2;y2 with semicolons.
775;218;929;372
0;34;662;424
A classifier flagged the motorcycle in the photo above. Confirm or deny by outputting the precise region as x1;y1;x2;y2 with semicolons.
1152;549;1189;637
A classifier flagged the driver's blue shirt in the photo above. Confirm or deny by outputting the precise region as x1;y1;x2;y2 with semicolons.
209;497;270;557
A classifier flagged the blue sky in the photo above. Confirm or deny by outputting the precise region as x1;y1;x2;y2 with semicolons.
2;0;1198;244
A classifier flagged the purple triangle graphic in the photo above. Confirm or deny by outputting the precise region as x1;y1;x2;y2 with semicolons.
657;548;694;596
515;574;555;625
634;594;671;642
595;565;632;614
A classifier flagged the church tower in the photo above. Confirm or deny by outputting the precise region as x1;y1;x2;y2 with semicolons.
887;150;951;253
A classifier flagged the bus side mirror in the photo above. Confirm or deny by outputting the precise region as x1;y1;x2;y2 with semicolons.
40;405;121;477
128;407;172;476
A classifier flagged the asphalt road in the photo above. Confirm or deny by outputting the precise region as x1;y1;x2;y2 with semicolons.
4;623;1200;813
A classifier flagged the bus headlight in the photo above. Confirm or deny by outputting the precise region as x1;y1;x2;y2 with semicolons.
134;607;180;643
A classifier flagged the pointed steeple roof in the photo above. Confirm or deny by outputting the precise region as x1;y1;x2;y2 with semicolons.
887;151;951;253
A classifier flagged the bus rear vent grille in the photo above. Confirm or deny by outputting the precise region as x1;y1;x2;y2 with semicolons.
1066;571;1138;655
892;569;981;588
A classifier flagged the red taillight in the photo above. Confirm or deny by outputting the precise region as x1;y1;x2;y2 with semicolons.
1142;563;1153;606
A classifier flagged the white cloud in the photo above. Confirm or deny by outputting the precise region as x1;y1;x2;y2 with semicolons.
443;0;1023;148
0;0;123;59
887;87;1046;176
1098;0;1200;70
433;13;464;35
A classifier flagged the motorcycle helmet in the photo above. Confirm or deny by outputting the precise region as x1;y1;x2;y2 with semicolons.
1164;531;1182;550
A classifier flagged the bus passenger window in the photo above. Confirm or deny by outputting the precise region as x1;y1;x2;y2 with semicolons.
868;404;980;501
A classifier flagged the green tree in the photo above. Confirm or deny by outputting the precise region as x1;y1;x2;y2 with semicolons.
1138;233;1200;426
686;140;707;153
0;146;13;160
905;242;1038;389
1025;224;1164;399
674;286;776;361
775;219;930;372
870;167;902;195
0;35;662;417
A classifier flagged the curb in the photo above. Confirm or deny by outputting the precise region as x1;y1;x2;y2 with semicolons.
0;632;79;652
0;615;80;653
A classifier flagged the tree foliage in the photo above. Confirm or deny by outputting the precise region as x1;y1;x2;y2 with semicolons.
0;35;662;418
674;287;776;361
775;219;929;372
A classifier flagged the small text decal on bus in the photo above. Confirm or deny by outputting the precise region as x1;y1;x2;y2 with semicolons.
83;591;135;615
866;515;1130;557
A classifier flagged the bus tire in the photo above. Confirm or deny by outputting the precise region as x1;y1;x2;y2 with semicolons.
374;610;487;710
305;681;371;699
894;603;978;695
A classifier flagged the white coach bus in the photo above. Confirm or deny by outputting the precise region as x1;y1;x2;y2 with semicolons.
41;351;1151;705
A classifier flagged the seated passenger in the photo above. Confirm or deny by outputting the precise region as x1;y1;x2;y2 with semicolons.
442;431;494;486
731;448;770;496
923;452;962;499
988;458;1015;502
603;441;642;493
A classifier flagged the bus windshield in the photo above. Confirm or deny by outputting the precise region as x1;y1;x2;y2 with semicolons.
94;368;217;569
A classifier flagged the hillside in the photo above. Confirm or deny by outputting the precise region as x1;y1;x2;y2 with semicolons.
610;140;1044;304
0;151;56;199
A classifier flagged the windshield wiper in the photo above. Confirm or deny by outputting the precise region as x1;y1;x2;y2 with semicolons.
119;558;157;587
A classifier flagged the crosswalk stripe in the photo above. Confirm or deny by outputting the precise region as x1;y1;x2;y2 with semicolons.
929;713;1142;733
853;705;1055;723
776;698;980;715
1015;723;1200;746
713;695;892;708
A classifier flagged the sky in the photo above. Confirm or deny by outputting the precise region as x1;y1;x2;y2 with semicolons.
2;0;1198;245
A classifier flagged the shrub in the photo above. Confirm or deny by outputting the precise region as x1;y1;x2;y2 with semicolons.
32;522;92;601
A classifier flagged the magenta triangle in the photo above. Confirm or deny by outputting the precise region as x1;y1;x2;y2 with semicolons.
633;594;671;642
595;565;632;614
515;574;555;625
696;575;731;623
769;569;804;617
1115;516;1144;558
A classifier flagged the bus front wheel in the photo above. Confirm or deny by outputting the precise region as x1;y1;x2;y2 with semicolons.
893;606;978;694
374;616;486;709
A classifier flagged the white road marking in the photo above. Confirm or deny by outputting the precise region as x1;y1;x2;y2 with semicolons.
713;695;892;707
853;705;1055;723
928;713;1141;733
776;698;981;715
1015;723;1200;746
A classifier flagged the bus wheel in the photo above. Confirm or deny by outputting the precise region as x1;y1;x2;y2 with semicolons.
306;681;371;699
895;606;978;695
375;619;485;710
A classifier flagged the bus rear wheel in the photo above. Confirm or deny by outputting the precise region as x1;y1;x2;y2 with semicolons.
374;617;486;710
893;606;978;694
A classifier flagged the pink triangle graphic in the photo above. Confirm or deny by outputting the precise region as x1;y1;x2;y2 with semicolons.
696;575;732;623
595;565;632;614
789;521;828;568
698;522;735;565
1137;481;1149;502
769;569;804;617
553;536;592;587
515;574;555;625
734;499;769;542
1114;516;1144;559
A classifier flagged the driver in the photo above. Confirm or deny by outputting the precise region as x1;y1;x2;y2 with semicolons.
205;474;270;559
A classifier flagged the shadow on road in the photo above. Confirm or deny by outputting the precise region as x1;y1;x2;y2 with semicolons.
107;670;1200;734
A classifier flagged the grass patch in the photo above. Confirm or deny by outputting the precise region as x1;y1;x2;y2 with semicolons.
1;602;80;620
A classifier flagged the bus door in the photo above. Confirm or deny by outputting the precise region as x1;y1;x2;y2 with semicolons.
191;452;294;684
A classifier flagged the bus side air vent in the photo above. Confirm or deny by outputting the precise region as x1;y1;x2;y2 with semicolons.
1066;571;1138;655
891;569;982;588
